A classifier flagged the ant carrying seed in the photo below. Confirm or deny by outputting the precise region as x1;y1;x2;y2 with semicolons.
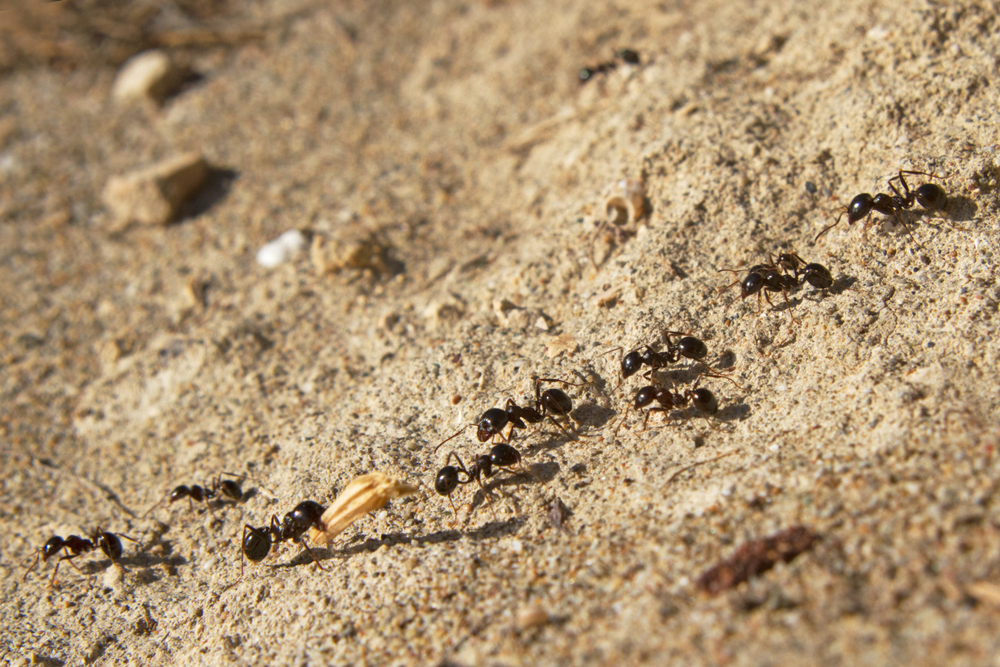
606;331;713;390
24;527;135;586
613;374;732;439
814;169;949;247
240;500;327;576
433;442;530;522
142;472;245;520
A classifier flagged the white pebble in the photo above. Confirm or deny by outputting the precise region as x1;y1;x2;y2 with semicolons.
257;230;307;267
112;50;182;105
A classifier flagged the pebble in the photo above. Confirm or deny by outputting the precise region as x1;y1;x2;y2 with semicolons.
112;50;183;105
257;230;308;267
515;605;552;631
102;152;209;226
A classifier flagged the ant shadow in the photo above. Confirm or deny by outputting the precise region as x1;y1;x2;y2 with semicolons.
284;517;528;565
75;554;188;584
178;167;239;221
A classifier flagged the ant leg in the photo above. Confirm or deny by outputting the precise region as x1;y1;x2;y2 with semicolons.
433;425;473;455
22;550;44;581
51;553;84;587
473;474;499;521
613;406;635;440
814;209;846;243
295;538;327;571
141;491;171;519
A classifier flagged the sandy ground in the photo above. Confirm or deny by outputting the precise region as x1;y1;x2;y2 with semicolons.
3;0;1000;665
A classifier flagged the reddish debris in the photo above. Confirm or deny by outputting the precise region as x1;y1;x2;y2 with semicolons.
696;525;818;595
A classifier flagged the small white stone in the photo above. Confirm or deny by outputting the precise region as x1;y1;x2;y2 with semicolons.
257;230;307;267
112;50;183;105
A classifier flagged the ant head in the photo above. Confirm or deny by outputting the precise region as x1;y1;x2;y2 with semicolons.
633;386;658;409
740;271;765;298
41;536;66;562
168;485;191;503
621;350;643;379
477;408;509;442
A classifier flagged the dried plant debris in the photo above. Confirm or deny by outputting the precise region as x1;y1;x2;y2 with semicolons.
307;472;418;547
546;496;572;533
696;525;818;595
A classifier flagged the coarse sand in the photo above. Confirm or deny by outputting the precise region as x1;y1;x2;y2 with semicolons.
3;0;1000;665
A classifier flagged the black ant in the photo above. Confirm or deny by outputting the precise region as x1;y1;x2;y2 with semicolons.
614;374;725;438
436;378;587;448
579;48;641;83
504;377;587;440
24;527;134;586
433;442;529;522
719;253;835;322
607;331;712;389
814;169;949;246
240;500;327;576
142;472;245;519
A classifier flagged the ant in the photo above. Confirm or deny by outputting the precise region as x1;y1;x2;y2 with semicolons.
607;331;712;389
614;374;724;438
504;377;587;440
719;252;835;322
579;48;641;83
142;472;244;519
24;527;134;586
436;378;587;448
240;500;327;576
814;169;949;246
433;442;529;522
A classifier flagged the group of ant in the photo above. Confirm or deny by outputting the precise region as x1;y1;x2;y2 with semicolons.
717;169;952;321
23;170;954;585
430;169;956;519
430;332;745;520
23;471;331;585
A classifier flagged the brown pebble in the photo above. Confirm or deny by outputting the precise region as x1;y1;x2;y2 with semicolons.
451;394;462;405
696;525;818;595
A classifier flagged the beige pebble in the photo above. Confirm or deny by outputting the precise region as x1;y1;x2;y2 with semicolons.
112;50;183;105
102;152;208;227
515;605;551;631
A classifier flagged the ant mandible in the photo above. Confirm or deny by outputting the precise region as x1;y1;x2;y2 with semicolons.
24;527;134;586
142;472;245;520
814;169;949;246
240;500;327;576
433;442;529;522
613;374;731;439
